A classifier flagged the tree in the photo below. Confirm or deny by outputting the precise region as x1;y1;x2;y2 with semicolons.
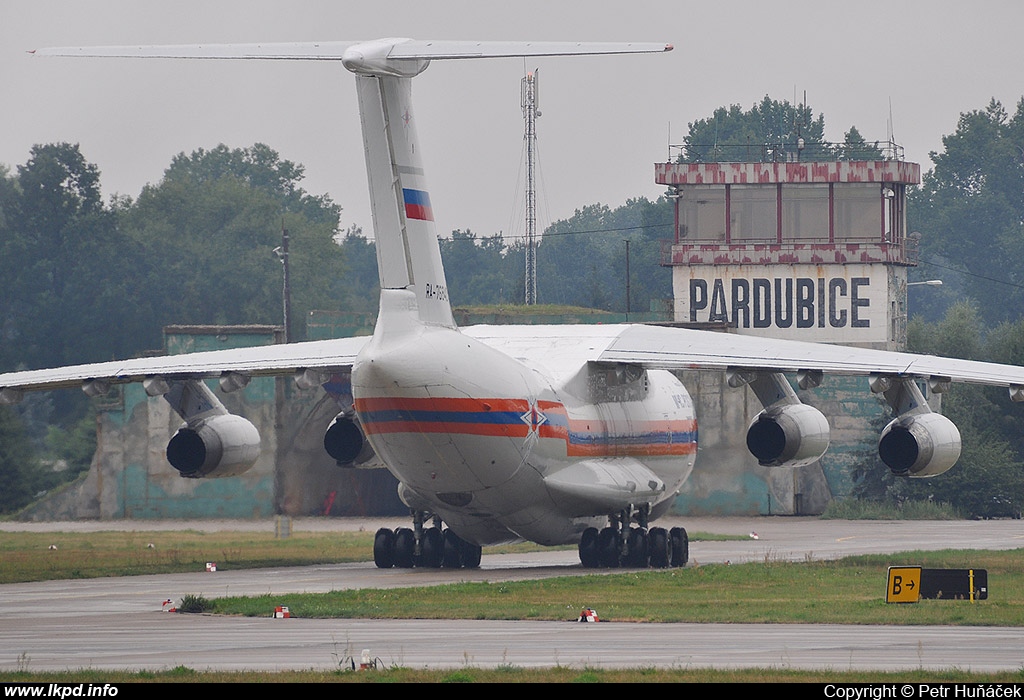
163;144;339;227
536;198;673;312
0;406;39;514
838;126;885;161
682;96;826;162
337;227;380;313
680;96;880;163
0;164;22;370
0;144;140;371
909;98;1024;326
440;230;519;306
121;144;348;340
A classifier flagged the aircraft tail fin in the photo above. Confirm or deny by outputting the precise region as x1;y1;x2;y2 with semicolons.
354;68;456;328
342;41;671;329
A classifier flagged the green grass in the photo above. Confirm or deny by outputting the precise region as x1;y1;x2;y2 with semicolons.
821;499;964;520
205;548;1024;626
0;530;375;583
0;529;738;584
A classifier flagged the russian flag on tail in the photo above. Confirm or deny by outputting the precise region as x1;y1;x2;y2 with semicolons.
403;188;434;221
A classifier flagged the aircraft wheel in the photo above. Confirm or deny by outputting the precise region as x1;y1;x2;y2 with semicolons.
625;527;649;567
648;527;670;568
442;529;464;568
461;540;482;569
578;527;600;568
421;526;444;568
373;527;394;569
393;527;416;568
598;527;621;568
670;526;689;567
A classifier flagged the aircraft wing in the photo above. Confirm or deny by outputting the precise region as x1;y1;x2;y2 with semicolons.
463;324;1024;391
0;336;369;396
6;323;1022;397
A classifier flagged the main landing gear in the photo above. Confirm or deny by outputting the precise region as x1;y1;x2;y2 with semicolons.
373;510;482;569
578;508;688;569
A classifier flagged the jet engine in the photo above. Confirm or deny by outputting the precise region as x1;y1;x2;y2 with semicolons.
746;403;830;468
166;414;261;478
878;412;961;477
324;413;378;467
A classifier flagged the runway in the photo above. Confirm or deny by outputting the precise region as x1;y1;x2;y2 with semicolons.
2;517;1023;672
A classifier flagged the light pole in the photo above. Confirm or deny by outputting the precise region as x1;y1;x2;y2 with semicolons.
273;221;291;343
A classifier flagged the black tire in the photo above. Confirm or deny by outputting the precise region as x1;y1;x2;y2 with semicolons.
670;526;689;567
598;527;621;568
649;527;670;568
578;527;600;568
421;527;444;568
442;529;464;568
373;528;394;569
461;540;482;569
393;527;416;568
625;527;649;568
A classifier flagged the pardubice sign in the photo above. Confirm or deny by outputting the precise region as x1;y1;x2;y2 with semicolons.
675;263;889;344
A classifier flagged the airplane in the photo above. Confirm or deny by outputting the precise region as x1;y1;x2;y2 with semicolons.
6;38;1024;571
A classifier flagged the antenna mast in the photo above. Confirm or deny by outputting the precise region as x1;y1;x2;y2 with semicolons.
522;69;540;305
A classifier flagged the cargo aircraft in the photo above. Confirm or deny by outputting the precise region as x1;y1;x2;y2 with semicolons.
6;39;1024;570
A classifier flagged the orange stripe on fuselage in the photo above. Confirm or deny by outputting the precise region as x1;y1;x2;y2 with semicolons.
354;396;697;457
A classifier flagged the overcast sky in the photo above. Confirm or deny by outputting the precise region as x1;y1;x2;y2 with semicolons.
3;1;1023;242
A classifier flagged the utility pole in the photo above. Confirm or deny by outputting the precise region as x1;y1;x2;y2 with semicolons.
522;69;539;305
624;239;631;320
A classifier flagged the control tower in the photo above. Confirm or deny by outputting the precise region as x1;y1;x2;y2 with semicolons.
658;158;920;349
656;151;922;514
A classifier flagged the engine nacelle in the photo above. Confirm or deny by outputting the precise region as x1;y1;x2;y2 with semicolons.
878;412;962;478
746;403;830;468
324;413;378;467
166;414;261;478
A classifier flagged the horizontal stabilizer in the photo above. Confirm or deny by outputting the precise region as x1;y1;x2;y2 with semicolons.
32;39;672;62
388;40;673;60
31;42;359;60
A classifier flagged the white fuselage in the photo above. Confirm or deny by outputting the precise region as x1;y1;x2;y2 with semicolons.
352;291;697;546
